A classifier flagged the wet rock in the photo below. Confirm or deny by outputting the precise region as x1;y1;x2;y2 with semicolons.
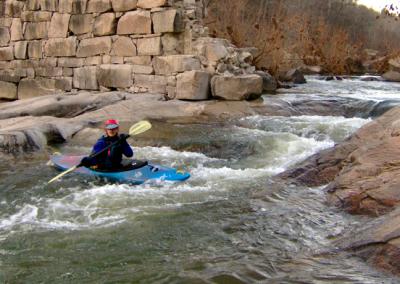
298;65;322;75
335;208;400;276
280;106;400;216
254;71;277;93
279;68;306;84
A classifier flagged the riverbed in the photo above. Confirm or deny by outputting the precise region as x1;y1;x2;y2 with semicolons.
0;76;399;283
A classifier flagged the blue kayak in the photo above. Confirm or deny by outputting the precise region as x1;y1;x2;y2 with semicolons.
50;154;190;184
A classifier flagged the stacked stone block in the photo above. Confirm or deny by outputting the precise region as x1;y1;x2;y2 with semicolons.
0;0;208;100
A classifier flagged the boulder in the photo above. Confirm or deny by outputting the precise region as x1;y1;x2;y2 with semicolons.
111;0;137;11
87;0;112;12
69;14;94;35
45;37;77;57
193;37;230;64
59;0;73;13
280;68;306;84
254;71;277;93
176;71;210;100
137;0;169;9
4;0;24;17
97;64;132;88
152;9;183;33
134;74;167;93
23;22;48;40
21;11;52;21
18;78;72;99
49;13;70;38
14;41;28;59
93;13;116;36
137;36;162;56
111;36;136;57
211;74;263;101
77;37;112;57
0;81;17;100
383;71;400;82
73;67;98;90
0;28;10;46
161;33;182;55
39;0;58;11
28;40;43;59
10;19;23;42
0;47;14;61
153;55;201;75
117;11;152;35
71;0;88;14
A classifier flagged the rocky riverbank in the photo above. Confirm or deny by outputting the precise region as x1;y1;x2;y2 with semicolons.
279;105;400;276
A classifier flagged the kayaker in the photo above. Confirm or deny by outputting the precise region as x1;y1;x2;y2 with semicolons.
80;119;133;170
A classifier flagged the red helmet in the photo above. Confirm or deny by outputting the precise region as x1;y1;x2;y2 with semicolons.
105;119;119;130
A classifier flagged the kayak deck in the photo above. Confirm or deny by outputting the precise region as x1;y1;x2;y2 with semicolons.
50;155;190;184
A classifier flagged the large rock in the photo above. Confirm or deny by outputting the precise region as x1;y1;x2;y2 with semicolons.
111;0;137;11
279;68;306;84
255;71;277;93
93;13;116;36
73;67;98;90
211;75;263;101
134;74;167;93
28;40;43;59
153;55;201;75
97;64;132;88
335;208;400;276
193;37;230;64
69;14;94;35
0;47;14;61
18;78;72;99
0;27;10;46
152;9;182;33
0;81;17;100
137;36;162;56
21;11;52;21
137;0;169;9
49;13;70;38
111;36;136;56
87;0;112;12
77;37;112;57
71;0;88;14
45;37;77;57
117;11;151;35
23;22;48;40
10;19;22;42
176;71;210;100
383;71;400;82
14;41;28;59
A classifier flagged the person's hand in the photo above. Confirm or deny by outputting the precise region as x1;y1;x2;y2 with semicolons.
80;157;91;167
119;134;129;141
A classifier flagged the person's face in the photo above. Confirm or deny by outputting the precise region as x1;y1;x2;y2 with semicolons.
105;127;119;137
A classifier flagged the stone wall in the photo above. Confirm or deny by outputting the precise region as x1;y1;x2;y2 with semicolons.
0;0;209;100
0;0;273;101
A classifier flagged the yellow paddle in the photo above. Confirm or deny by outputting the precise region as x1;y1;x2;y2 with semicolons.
48;120;152;184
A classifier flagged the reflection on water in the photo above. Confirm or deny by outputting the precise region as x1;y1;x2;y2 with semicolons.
0;78;398;283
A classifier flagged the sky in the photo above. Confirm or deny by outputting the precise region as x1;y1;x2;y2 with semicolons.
357;0;396;11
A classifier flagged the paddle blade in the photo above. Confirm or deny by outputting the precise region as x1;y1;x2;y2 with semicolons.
48;165;77;184
129;120;152;136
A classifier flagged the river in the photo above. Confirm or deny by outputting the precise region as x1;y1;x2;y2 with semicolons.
0;76;399;283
